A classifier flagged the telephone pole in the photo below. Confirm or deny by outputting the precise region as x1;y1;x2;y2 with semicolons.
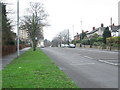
72;25;74;40
80;21;82;41
81;21;82;32
17;0;19;57
110;17;112;30
68;29;69;45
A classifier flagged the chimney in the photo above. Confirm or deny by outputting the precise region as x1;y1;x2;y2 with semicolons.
101;23;104;27
93;27;95;30
113;23;114;26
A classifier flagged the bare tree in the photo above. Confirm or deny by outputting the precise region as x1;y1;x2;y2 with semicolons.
20;2;49;51
52;30;71;47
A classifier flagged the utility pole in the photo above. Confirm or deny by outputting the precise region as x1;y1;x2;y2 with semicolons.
111;17;112;30
72;25;74;40
60;33;62;47
68;29;69;45
80;21;82;41
81;21;82;31
17;0;19;57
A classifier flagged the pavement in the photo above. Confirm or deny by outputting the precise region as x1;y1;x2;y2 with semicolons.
41;47;118;88
1;47;31;70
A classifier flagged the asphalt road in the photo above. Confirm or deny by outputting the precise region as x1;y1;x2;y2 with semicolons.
41;47;118;88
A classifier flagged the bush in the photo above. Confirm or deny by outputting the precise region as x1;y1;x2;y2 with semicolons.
76;40;81;43
97;37;103;42
100;43;106;49
93;42;103;46
81;38;90;45
90;38;97;45
106;36;120;48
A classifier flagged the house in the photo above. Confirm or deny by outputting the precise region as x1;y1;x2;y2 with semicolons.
86;24;107;38
74;33;80;40
110;24;119;37
86;27;99;38
96;24;106;36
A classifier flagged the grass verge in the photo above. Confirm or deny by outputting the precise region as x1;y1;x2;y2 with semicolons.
2;48;78;88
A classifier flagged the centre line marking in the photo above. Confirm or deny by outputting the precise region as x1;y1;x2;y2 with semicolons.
84;56;93;59
70;63;95;65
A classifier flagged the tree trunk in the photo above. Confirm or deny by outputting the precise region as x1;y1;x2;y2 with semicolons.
33;39;36;51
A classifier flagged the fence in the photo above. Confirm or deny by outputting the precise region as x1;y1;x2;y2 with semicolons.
2;44;27;56
2;45;16;56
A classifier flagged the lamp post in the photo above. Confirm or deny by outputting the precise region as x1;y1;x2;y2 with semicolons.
17;0;19;57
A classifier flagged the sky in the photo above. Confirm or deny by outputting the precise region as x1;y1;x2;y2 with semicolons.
5;0;120;41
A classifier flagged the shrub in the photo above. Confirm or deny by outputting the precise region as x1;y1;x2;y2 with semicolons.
81;38;90;45
93;42;103;46
76;40;81;43
90;38;97;45
106;36;120;46
97;37;103;42
100;43;106;49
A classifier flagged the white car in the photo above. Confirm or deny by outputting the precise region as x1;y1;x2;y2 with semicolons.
64;44;69;47
61;44;65;48
69;44;76;48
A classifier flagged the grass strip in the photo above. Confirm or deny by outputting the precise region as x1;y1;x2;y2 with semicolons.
2;48;79;88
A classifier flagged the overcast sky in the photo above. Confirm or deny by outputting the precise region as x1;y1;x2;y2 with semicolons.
5;0;120;41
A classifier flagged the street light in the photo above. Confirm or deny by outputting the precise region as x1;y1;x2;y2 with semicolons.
17;0;19;57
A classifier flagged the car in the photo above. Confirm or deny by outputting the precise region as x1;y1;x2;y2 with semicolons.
61;44;65;48
64;44;69;47
69;44;76;48
40;45;45;48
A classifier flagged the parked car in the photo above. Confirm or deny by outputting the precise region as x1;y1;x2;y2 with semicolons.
64;44;69;47
61;44;65;48
40;45;45;48
69;44;76;48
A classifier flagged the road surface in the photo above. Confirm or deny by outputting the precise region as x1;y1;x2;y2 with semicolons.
41;47;118;88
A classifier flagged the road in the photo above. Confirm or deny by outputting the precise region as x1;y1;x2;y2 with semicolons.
41;47;118;88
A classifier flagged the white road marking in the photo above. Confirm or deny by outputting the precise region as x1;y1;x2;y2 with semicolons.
99;60;118;66
70;63;95;65
84;56;93;59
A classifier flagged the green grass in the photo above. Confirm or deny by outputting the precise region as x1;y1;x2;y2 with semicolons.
2;48;78;88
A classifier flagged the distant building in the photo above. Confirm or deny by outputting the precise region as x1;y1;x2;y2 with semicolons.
86;24;106;38
19;29;29;41
86;27;99;38
110;24;119;36
97;24;106;36
74;33;80;40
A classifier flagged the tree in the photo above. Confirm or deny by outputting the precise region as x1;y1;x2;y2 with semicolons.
20;2;48;51
52;30;71;47
1;3;15;45
80;30;87;40
103;27;111;44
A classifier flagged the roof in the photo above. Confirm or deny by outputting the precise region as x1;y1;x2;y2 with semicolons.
111;26;119;32
86;28;99;35
99;27;106;31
